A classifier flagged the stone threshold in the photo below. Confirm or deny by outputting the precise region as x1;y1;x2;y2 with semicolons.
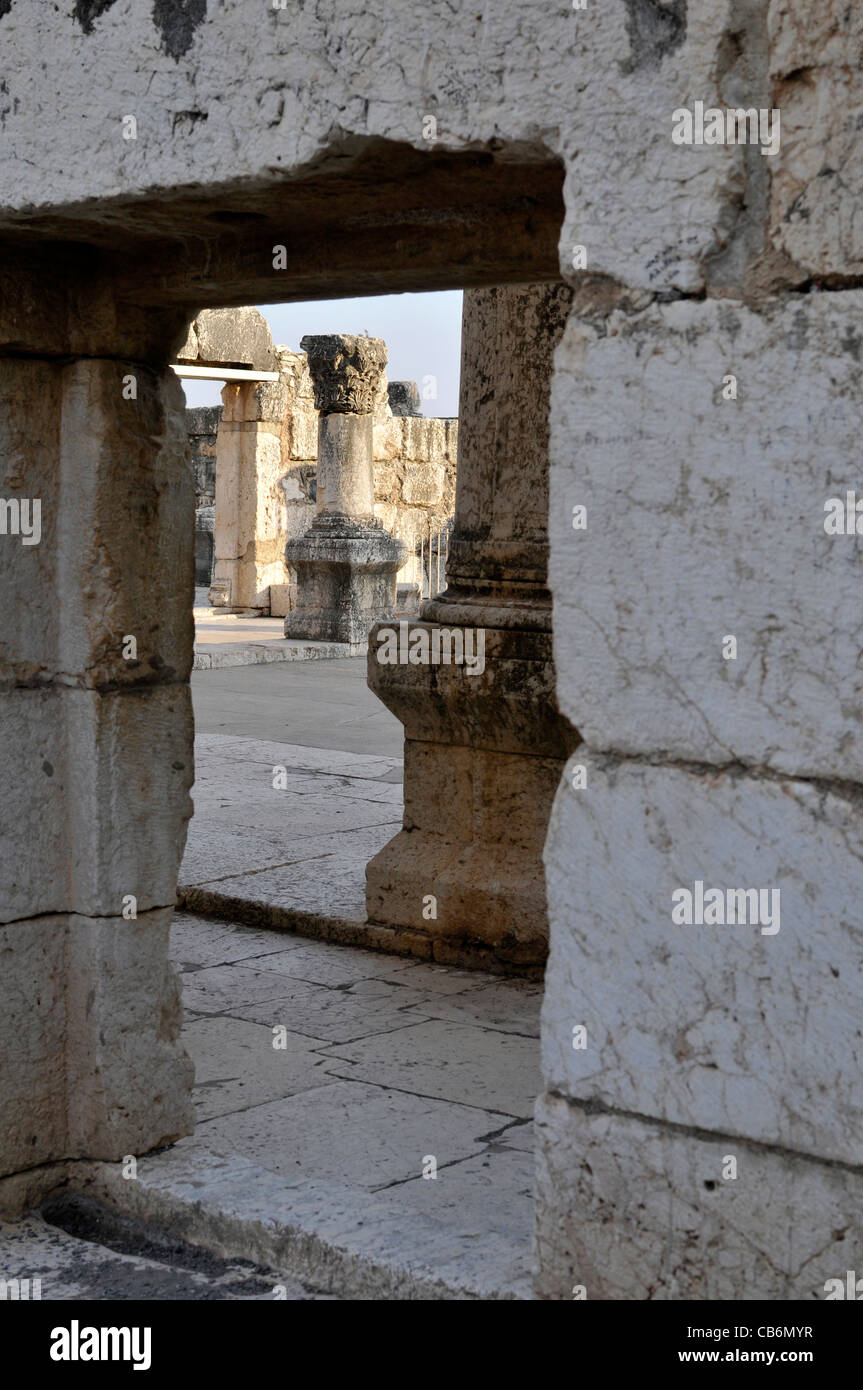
175;885;546;980
193;640;364;669
0;1150;530;1301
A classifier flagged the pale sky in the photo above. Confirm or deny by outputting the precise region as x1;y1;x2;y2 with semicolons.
181;289;463;418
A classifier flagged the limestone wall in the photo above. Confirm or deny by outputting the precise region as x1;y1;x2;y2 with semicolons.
186;405;221;509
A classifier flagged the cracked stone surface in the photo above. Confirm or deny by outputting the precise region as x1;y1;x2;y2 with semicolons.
768;0;863;278
534;1092;863;1301
179;733;403;922
0;913;538;1299
543;754;863;1165
549;291;863;781
164;909;537;1295
0;0;759;294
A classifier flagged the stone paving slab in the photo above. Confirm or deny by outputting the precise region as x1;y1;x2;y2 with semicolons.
170;912;311;969
191;1079;514;1189
182;1016;334;1121
168;913;537;1296
196;936;421;991
193;731;402;783
412;978;543;1037
182;821;399;893
180;734;402;933
196;792;398;840
194;640;362;670
75;1145;531;1300
180;963;437;1043
190;856;376;923
320;1019;541;1119
180;726;540;977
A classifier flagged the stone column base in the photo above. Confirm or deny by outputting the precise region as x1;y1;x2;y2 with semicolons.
285;516;407;644
365;620;579;964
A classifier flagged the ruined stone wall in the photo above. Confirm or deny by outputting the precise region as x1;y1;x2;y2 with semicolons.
2;0;862;1303
186;405;221;509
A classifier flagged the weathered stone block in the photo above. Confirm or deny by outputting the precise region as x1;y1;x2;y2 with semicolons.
66;911;195;1158
549;292;863;779
368;623;575;756
285;519;407;644
0;357;193;688
0;2;752;295
402;417;445;463
178;307;276;372
403;459;445;506
534;1092;863;1301
366;828;548;958
767;1;863;279
0;686;193;924
0;919;68;1174
289;409;319;461
0;911;194;1177
368;741;561;955
373;418;405;464
388;380;422;416
543;754;863;1165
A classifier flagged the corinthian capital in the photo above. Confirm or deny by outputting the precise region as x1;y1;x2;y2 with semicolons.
300;334;388;415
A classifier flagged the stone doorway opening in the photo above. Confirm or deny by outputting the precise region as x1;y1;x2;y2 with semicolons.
2;141;577;1297
176;293;454;953
169;277;578;1298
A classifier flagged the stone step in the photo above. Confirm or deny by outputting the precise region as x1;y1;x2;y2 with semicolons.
193;640;362;670
68;1143;532;1301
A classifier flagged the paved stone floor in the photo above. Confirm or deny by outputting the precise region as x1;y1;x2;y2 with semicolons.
0;916;540;1299
180;735;403;923
181;654;404;925
166;912;539;1296
190;653;402;753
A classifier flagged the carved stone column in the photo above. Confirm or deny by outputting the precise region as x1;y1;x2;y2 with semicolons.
284;335;407;644
365;285;579;969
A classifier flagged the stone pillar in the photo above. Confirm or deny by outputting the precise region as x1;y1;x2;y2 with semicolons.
365;285;579;969
285;335;407;644
208;368;289;615
535;288;863;1299
0;270;195;1177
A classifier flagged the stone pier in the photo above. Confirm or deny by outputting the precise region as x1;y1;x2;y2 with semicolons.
365;285;579;969
0;267;195;1173
186;308;286;616
285;335;407;644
